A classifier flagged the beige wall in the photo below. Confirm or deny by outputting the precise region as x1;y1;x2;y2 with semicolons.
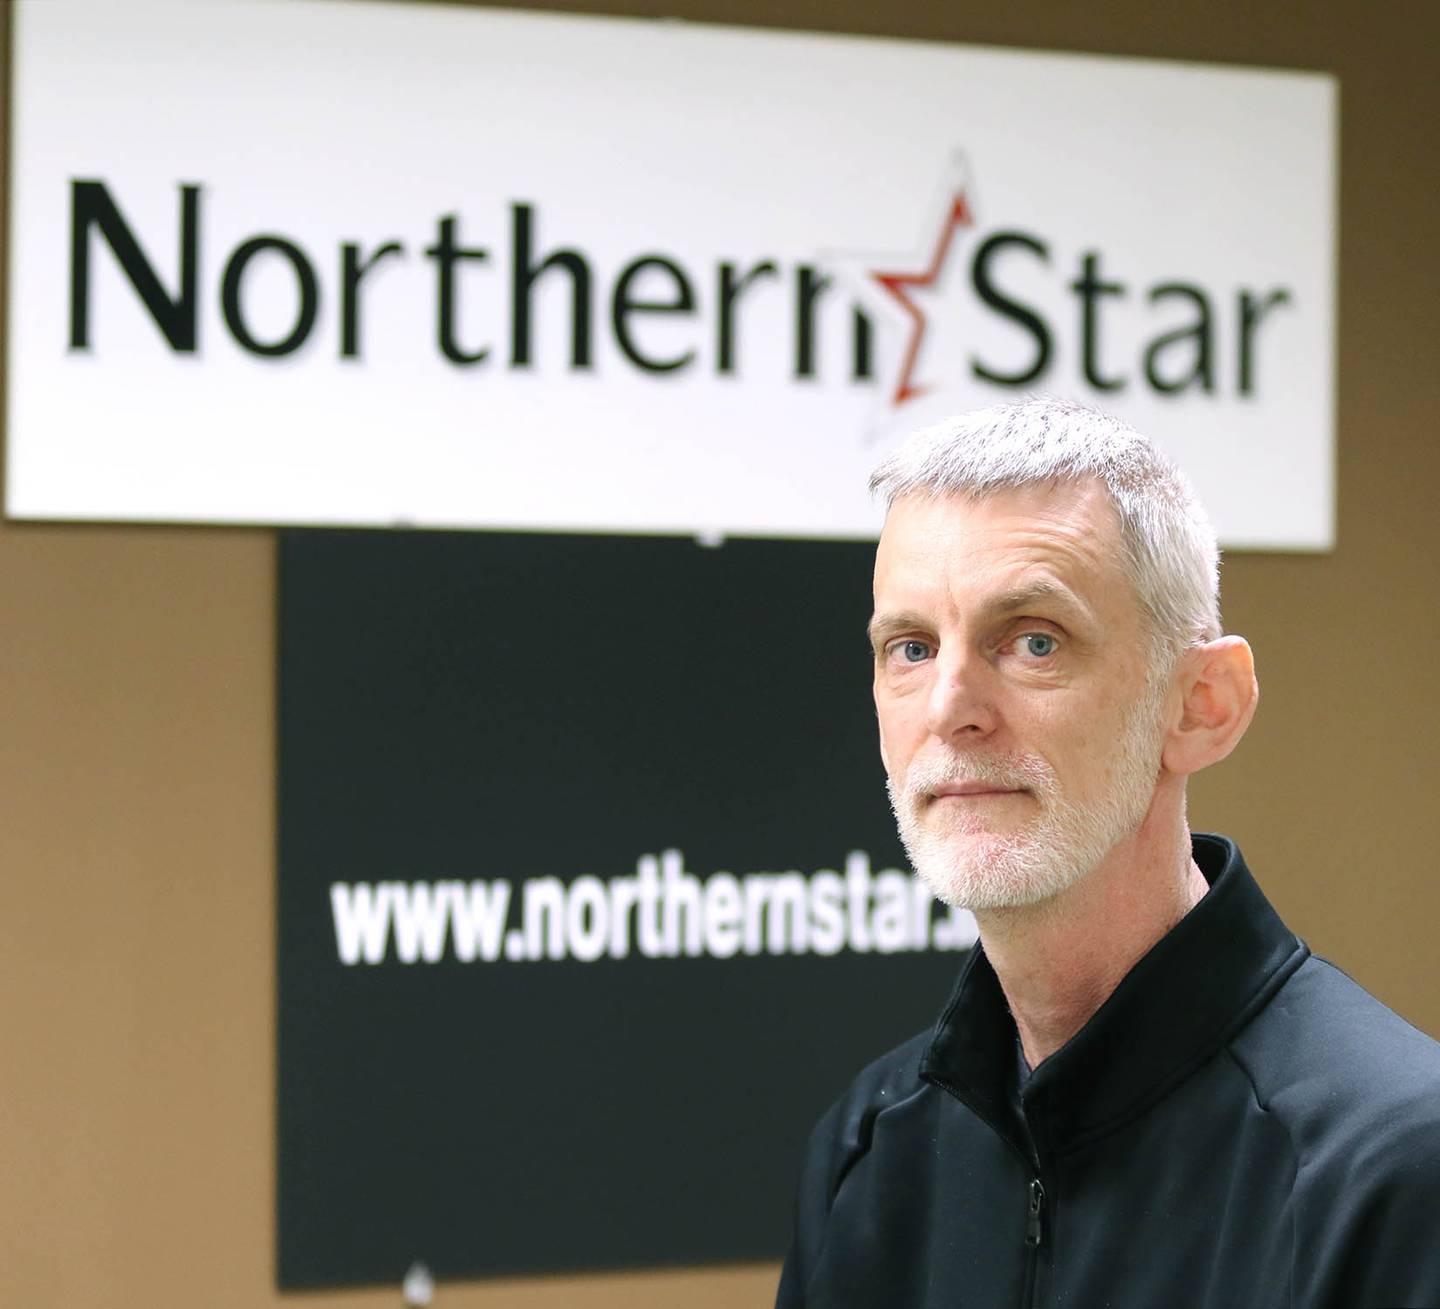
3;1;1437;1305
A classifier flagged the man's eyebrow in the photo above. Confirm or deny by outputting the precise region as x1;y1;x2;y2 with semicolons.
866;583;1094;649
985;580;1090;619
866;610;929;649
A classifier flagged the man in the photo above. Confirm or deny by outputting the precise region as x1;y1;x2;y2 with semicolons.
777;398;1440;1309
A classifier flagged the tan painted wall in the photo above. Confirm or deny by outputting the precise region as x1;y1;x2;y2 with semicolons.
2;1;1436;1305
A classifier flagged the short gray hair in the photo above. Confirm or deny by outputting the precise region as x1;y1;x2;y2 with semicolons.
869;397;1221;666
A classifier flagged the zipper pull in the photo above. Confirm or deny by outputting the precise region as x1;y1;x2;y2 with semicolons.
1026;1177;1046;1247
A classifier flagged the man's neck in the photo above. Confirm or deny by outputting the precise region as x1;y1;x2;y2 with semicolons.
975;804;1208;1071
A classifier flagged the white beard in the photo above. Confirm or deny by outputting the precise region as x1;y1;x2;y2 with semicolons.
887;681;1168;910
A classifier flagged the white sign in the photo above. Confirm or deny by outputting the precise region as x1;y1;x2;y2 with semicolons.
5;1;1336;547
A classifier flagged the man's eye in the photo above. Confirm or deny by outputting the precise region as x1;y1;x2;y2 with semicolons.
1020;632;1058;658
893;639;932;663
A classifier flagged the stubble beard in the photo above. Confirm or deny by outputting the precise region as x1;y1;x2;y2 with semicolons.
886;680;1169;911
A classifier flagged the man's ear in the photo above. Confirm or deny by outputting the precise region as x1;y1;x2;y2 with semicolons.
1161;636;1258;777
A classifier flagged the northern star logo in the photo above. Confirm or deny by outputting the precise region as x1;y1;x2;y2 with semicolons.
869;190;975;408
67;162;1293;414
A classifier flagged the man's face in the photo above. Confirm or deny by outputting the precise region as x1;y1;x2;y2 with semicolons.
870;481;1169;910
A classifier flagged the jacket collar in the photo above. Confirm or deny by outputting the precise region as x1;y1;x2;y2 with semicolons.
919;834;1309;1158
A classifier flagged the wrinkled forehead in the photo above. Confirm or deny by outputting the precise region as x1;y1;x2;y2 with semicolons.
876;480;1125;563
872;482;1140;620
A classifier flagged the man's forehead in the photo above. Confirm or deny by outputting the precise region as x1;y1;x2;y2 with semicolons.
871;483;1135;618
876;483;1123;563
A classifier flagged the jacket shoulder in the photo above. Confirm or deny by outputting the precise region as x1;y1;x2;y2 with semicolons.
802;1028;933;1195
1231;955;1440;1308
1232;954;1440;1143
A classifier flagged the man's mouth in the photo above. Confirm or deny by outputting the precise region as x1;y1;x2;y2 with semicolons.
930;782;1028;799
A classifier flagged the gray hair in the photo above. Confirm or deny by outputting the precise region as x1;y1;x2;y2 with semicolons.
869;397;1221;667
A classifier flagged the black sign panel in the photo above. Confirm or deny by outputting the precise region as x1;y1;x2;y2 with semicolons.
277;529;972;1288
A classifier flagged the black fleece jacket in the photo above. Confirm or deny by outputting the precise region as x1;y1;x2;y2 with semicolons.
777;835;1440;1309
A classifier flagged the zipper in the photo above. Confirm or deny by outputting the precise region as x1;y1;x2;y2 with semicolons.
1017;1105;1047;1309
1026;1176;1046;1247
1019;1171;1046;1309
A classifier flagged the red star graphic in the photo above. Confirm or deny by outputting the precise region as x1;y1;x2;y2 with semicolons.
869;191;974;407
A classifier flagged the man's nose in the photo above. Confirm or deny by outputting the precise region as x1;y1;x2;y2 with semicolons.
924;650;999;740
